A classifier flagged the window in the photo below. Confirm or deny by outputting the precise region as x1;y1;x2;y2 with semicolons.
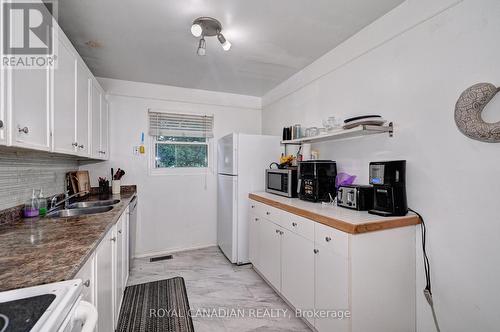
148;110;214;173
154;136;208;168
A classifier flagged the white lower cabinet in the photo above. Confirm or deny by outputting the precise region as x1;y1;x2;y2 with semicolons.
248;213;260;270
75;252;95;305
314;243;349;332
257;217;282;290
122;207;130;289
95;225;115;332
114;216;124;326
76;208;131;332
281;229;315;325
249;198;416;332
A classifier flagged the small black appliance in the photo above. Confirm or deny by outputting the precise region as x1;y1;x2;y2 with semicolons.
298;160;337;202
337;185;374;210
368;160;408;217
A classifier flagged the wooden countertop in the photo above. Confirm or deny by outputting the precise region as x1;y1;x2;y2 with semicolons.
249;192;420;234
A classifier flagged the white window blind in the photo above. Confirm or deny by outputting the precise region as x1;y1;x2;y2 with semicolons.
148;110;214;138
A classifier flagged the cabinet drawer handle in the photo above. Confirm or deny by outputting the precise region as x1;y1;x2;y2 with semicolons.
275;229;280;234
83;279;91;287
0;120;4;129
325;236;332;242
18;126;29;134
72;142;78;147
313;249;319;254
118;230;122;234
292;222;297;227
280;231;284;235
254;218;259;221
266;212;270;215
111;236;116;242
251;205;255;208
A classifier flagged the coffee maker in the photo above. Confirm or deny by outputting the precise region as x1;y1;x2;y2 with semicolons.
368;160;408;217
298;160;337;202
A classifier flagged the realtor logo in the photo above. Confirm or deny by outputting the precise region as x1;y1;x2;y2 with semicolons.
1;0;57;68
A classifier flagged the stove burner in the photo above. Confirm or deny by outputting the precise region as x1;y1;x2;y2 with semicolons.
0;294;55;331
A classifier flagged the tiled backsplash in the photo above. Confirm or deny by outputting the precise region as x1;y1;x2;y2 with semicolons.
0;148;79;210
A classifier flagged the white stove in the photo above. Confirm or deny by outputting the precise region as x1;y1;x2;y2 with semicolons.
0;279;97;332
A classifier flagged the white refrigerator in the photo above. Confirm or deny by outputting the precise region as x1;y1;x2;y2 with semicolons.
217;133;282;265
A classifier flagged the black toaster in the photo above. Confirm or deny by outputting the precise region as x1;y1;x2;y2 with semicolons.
337;185;374;211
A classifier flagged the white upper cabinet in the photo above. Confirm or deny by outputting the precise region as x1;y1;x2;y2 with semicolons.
1;15;107;158
100;95;109;160
91;82;102;159
76;62;91;157
8;67;51;150
52;39;77;154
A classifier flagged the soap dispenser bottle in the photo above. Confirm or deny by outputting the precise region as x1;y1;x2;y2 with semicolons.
23;189;40;218
38;188;47;216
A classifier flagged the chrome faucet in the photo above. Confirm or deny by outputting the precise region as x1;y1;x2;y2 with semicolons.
47;190;90;213
47;174;91;213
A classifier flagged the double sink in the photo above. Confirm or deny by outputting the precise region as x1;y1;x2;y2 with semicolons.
46;199;120;218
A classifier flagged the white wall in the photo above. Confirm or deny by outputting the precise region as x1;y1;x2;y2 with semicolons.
81;78;262;257
262;0;500;331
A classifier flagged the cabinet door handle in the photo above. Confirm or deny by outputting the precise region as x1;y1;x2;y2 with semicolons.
111;236;116;242
275;229;280;234
313;249;319;254
325;236;332;242
118;230;122;234
72;142;78;147
292;222;297;227
266;211;270;215
254;218;259;221
78;144;85;149
0;120;3;128
251;205;255;208
18;126;29;134
83;279;91;287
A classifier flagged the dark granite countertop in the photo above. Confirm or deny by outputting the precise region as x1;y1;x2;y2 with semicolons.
0;190;136;292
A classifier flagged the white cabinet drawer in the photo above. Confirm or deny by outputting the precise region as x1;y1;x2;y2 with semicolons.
315;222;349;257
249;200;282;224
75;253;95;304
280;212;315;241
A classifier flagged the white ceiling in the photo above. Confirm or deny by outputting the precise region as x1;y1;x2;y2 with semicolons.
57;0;404;96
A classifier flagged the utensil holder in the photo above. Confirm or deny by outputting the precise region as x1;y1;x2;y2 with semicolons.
98;181;110;200
112;180;121;194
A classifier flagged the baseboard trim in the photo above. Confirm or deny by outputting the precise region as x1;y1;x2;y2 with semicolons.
133;244;216;259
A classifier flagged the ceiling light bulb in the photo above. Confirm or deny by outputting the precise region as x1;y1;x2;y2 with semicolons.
197;37;206;56
191;23;202;37
221;40;231;51
217;33;231;51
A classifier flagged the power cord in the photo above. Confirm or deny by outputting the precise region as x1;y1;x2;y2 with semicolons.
408;208;441;332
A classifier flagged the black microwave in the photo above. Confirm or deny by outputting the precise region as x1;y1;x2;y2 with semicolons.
265;168;298;198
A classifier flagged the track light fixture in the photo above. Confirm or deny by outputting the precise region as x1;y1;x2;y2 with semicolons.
197;37;206;56
191;17;231;55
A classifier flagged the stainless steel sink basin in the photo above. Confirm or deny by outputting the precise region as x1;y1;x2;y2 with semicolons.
46;206;114;218
68;199;120;209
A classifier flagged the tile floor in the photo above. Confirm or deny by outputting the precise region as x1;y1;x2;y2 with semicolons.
128;246;311;332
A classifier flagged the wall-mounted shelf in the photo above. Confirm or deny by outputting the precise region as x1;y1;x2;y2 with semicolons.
281;122;393;145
